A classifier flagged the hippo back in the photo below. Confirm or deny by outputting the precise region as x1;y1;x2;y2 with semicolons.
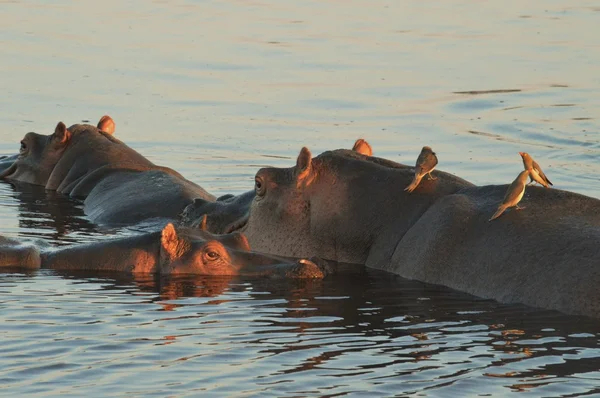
47;124;156;192
389;185;600;317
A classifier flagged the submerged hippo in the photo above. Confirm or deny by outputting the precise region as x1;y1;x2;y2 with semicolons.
0;223;335;278
231;146;600;318
0;117;214;225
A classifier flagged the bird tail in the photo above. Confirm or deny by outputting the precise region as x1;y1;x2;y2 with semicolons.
489;205;507;221
404;175;423;193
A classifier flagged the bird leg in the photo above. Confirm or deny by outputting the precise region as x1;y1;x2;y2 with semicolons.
426;172;437;181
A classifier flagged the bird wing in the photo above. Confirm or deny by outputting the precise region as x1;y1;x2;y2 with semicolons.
417;152;437;174
533;160;552;185
502;176;526;205
414;164;424;177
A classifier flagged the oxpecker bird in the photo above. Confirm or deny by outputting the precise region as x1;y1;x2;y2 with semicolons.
489;170;530;221
404;146;438;193
519;152;552;188
352;138;373;156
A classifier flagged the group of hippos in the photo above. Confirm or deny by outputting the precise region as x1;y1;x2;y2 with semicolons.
0;116;598;319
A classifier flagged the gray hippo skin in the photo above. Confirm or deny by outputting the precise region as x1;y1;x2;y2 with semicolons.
0;115;114;175
0;235;42;269
0;224;333;278
180;191;256;234
0;117;215;225
233;146;600;318
0;154;19;174
179;138;376;234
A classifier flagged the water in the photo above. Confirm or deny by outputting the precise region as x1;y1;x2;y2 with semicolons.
2;272;600;397
0;1;599;396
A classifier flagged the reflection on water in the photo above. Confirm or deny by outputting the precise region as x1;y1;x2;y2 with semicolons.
0;0;599;395
0;181;129;245
1;270;599;396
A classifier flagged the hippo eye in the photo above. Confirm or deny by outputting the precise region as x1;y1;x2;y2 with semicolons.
255;176;266;196
205;250;220;261
20;141;27;152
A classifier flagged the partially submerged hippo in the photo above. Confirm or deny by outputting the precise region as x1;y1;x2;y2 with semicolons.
0;117;214;225
0;154;19;174
231;146;600;318
179;138;376;233
180;191;255;234
0;223;335;278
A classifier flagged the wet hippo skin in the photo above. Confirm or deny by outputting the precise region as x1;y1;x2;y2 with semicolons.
233;146;600;318
0;224;335;278
0;117;215;226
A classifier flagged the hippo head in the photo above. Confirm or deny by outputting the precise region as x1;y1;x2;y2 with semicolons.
0;115;115;186
179;139;372;235
158;222;325;278
228;148;371;262
0;122;71;185
242;147;319;258
159;223;251;275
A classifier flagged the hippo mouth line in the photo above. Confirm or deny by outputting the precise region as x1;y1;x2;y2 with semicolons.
0;162;17;179
224;215;248;234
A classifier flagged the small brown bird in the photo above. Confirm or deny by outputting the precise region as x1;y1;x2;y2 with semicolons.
519;152;552;188
405;146;438;193
489;170;530;221
352;138;372;156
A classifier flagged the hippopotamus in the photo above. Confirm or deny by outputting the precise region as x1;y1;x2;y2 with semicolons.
0;223;342;278
230;146;600;318
0;154;19;174
0;115;115;174
0;117;214;225
180;191;256;234
179;138;375;233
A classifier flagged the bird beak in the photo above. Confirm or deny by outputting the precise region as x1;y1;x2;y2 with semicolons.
518;152;524;157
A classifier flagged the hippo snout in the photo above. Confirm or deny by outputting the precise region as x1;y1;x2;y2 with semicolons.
288;258;325;279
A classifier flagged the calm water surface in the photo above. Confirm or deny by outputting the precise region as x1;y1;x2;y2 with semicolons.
0;1;599;396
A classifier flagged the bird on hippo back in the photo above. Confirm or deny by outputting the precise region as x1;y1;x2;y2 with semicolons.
0;116;215;226
229;144;600;318
0;220;338;279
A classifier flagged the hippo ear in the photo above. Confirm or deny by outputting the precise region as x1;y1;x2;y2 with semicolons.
161;223;184;259
53;122;71;145
352;138;372;156
97;115;115;135
296;147;313;182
